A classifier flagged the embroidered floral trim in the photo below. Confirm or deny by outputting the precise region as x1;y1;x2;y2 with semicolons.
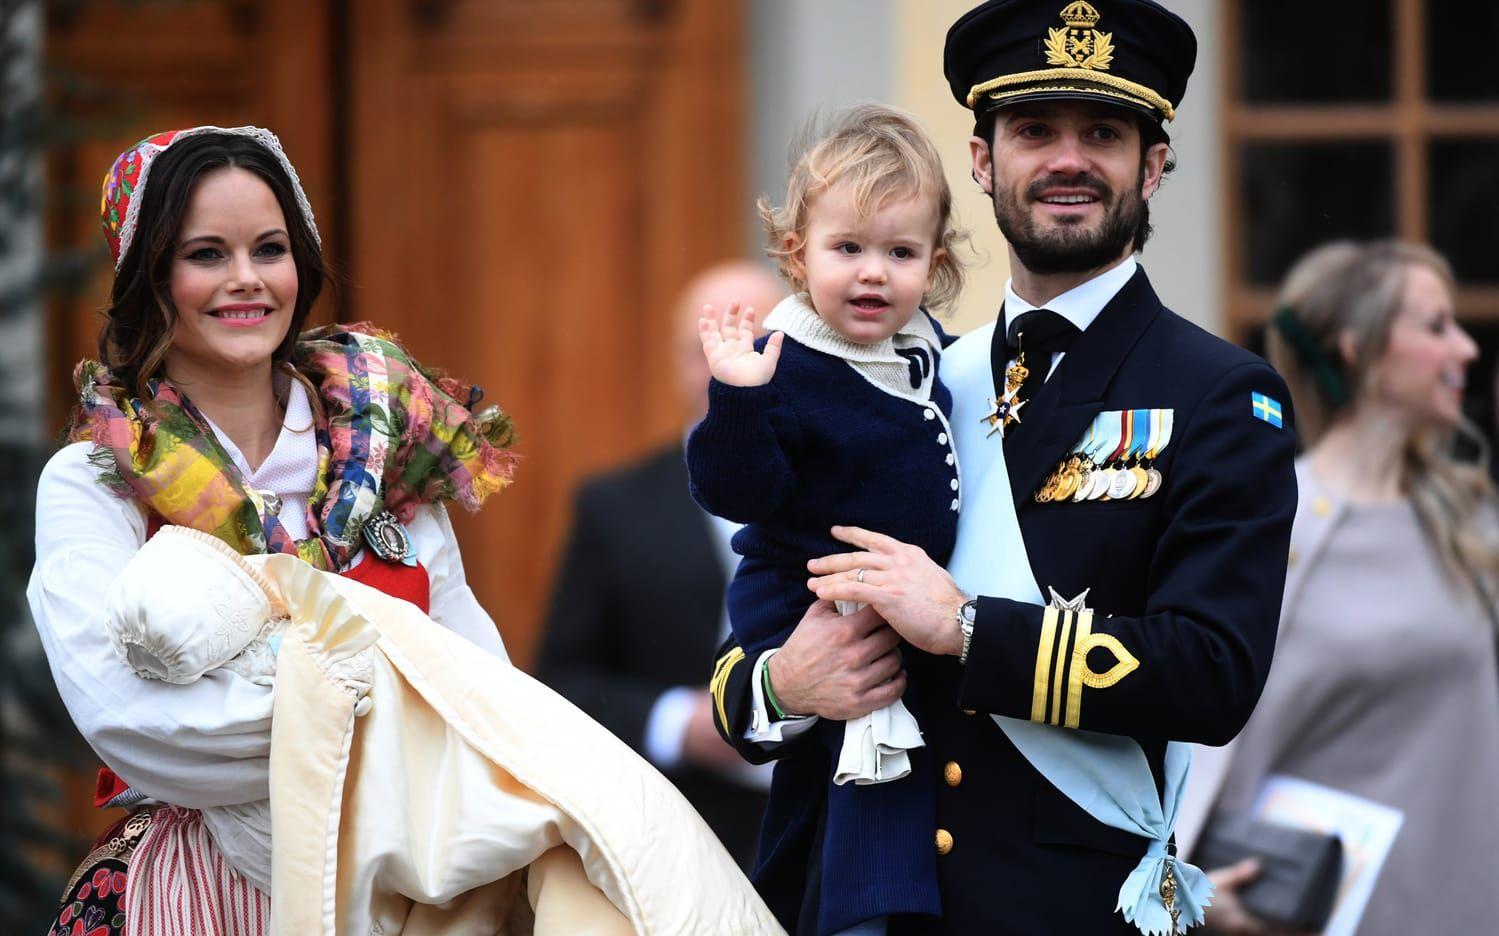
102;126;320;270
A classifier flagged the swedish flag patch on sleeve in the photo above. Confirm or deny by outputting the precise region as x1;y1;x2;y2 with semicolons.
1251;392;1283;429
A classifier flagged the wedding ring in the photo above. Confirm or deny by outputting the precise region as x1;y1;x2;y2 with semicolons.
856;568;866;584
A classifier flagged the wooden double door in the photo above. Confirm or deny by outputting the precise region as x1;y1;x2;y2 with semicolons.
47;0;746;668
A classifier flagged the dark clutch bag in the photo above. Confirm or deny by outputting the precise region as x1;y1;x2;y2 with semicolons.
1192;810;1343;932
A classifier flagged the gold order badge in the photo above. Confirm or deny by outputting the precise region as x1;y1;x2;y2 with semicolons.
1045;2;1115;72
982;348;1031;439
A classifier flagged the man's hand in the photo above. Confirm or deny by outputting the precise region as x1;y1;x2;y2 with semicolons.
681;689;745;771
698;301;784;388
766;601;907;720
807;525;968;657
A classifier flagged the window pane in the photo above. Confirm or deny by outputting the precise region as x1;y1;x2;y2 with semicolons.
1429;140;1499;283
1427;1;1499;101
1465;322;1499;484
1241;0;1391;102
1242;142;1395;285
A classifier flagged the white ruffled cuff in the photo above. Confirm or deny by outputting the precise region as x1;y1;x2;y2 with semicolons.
833;698;925;786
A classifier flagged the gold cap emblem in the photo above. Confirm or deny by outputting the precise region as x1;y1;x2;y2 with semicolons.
1059;1;1102;28
1046;1;1114;72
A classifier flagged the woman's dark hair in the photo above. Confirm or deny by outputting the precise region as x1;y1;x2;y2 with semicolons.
99;133;326;399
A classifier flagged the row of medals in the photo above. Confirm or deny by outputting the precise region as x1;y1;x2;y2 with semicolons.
996;352;1165;504
1035;451;1162;503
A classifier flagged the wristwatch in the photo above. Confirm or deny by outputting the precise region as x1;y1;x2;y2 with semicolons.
956;599;978;664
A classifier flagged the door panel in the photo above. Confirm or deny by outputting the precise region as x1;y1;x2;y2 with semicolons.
44;0;337;429
349;0;745;666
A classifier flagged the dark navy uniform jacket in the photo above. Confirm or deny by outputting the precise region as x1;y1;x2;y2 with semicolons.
709;268;1298;935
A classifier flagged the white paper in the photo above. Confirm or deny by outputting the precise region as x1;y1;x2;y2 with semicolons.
1251;775;1404;936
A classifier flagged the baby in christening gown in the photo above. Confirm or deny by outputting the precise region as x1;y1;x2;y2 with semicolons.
103;525;781;935
104;527;310;896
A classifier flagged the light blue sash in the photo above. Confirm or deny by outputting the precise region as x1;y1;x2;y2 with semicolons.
940;324;1211;935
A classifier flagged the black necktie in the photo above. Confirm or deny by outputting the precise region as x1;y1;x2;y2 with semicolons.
1003;309;1081;403
989;309;1081;443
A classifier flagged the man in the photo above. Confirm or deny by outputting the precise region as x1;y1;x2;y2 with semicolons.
535;261;783;868
708;2;1298;933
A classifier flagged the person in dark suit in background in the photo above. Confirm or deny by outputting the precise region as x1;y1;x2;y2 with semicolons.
535;261;784;867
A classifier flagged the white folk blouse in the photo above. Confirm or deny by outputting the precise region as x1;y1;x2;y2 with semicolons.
27;379;508;816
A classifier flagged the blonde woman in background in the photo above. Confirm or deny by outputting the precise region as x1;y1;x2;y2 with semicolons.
1183;241;1499;935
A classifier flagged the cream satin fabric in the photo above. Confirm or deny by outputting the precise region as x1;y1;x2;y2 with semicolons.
252;553;780;935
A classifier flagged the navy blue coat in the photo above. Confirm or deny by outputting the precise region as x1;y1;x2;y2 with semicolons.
687;324;960;932
709;268;1298;935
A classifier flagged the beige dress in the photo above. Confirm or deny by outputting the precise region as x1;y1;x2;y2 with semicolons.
1203;464;1499;935
107;528;782;935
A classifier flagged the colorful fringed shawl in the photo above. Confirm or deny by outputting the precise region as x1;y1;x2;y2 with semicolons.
68;323;517;570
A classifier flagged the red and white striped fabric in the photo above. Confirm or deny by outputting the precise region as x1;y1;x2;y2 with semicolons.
124;806;271;936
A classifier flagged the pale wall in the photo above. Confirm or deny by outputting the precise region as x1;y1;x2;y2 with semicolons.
892;0;1011;335
747;0;895;256
1137;0;1221;332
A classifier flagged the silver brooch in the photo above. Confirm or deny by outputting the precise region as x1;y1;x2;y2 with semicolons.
362;511;414;565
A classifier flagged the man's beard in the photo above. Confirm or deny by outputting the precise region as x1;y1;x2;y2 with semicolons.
992;167;1144;275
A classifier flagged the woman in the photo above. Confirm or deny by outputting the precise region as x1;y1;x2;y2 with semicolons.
1187;241;1499;935
31;127;777;934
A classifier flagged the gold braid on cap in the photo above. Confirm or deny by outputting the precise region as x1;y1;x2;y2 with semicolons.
967;68;1175;121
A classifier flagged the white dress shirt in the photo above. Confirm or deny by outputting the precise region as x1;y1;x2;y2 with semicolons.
28;379;508;813
746;257;1142;744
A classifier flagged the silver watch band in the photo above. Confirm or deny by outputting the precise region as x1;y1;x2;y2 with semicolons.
957;599;977;664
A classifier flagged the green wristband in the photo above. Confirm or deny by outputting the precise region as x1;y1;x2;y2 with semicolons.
762;661;789;720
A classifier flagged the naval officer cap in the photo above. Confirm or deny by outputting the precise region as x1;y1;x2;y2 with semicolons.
945;0;1197;124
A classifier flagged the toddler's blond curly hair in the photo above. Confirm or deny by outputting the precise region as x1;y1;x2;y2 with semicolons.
760;104;966;312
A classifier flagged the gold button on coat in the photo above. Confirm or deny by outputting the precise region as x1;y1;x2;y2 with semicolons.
935;829;954;854
943;762;963;787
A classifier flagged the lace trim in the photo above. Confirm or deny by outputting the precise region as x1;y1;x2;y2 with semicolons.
116;125;320;271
